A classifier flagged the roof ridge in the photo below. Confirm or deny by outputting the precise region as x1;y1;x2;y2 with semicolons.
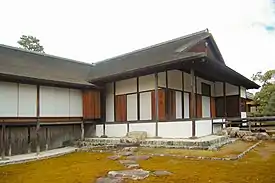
94;29;210;65
0;44;94;67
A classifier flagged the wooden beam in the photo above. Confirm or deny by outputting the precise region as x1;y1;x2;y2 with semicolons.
36;85;40;155
190;69;196;137
223;82;227;118
154;73;159;137
81;122;85;140
165;70;168;120
182;71;185;119
137;77;140;121
8;127;11;156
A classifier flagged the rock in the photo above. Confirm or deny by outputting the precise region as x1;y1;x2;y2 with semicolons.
119;160;137;165
107;155;121;160
120;151;133;156
126;155;151;160
100;135;108;138
122;147;138;152
152;170;172;176
255;132;270;140
108;169;150;180
125;164;140;169
242;135;257;142
226;127;240;138
120;138;138;144
95;177;124;183
271;134;275;140
216;129;228;136
126;131;147;141
236;131;253;138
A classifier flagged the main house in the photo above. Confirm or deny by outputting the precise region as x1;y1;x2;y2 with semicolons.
0;29;259;156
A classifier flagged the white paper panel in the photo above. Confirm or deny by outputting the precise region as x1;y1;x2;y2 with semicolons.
168;70;182;90
69;89;83;117
116;78;137;95
202;96;211;118
139;74;155;92
184;92;190;118
0;82;18;117
106;93;114;122
127;94;137;121
140;92;152;120
175;91;182;119
18;84;37;117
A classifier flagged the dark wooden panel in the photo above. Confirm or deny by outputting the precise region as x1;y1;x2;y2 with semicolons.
196;94;202;118
115;95;127;122
167;89;176;120
152;89;166;121
210;97;216;117
83;90;101;119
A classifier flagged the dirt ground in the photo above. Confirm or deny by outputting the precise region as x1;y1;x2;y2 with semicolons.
0;141;275;183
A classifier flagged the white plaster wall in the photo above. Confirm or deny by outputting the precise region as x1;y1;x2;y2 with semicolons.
105;124;127;137
226;83;239;96
139;74;155;92
40;86;70;117
240;86;246;98
195;120;212;137
214;82;223;97
69;89;83;117
18;84;37;117
116;78;137;95
106;83;114;122
168;70;182;90
96;125;104;137
127;94;137;121
158;121;192;138
0;82;18;117
197;77;215;96
184;92;190;118
184;72;192;92
158;72;166;88
213;118;225;123
129;123;155;137
175;91;182;119
202;96;211;118
140;92;152;120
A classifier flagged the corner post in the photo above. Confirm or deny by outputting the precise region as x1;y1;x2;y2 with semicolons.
36;85;40;155
154;73;159;137
190;69;196;137
1;124;5;160
223;82;227;119
81;121;85;140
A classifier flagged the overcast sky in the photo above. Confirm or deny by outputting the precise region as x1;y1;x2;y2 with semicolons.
1;0;274;80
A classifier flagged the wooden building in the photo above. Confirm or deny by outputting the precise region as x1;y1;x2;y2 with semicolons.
0;29;259;157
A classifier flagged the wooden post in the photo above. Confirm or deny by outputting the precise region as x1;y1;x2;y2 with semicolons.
8;127;11;156
248;121;252;132
190;69;196;137
155;73;159;137
27;126;31;153
1;124;5;159
81;121;85;140
45;127;49;151
223;82;227;119
36;85;40;155
36;121;40;155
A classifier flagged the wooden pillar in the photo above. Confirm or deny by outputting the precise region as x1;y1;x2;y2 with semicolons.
1;124;5;159
154;73;159;137
27;126;31;153
190;69;196;137
36;85;40;155
223;82;227;118
81;121;85;140
181;71;185;118
137;77;140;121
8;127;11;156
45;127;49;151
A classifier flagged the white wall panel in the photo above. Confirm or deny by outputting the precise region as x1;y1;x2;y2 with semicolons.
116;78;137;95
139;74;155;92
184;92;190;118
40;86;70;117
202;96;211;118
195;120;212;137
214;82;223;97
175;91;182;119
129;123;155;137
226;83;239;96
18;84;37;117
184;72;191;92
96;125;104;137
168;70;182;90
106;94;114;122
69;89;83;117
158;121;192;138
127;94;137;121
140;92;152;120
0;82;18;117
240;86;246;98
158;72;166;88
105;124;127;137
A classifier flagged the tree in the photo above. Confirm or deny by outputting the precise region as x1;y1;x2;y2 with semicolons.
264;92;275;116
252;69;275;115
17;35;45;53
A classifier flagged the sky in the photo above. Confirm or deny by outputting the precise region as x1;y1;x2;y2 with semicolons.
0;0;274;81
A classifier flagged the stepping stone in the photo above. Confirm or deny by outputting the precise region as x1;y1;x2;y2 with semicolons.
95;177;124;183
108;169;150;180
122;147;138;152
126;155;150;160
152;170;172;176
107;155;121;160
119;160;137;165
125;164;140;169
120;151;133;156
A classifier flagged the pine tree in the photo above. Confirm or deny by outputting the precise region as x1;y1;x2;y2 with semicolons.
264;92;275;116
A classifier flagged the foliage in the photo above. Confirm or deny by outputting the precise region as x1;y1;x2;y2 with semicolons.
17;35;45;53
264;92;275;116
252;70;275;115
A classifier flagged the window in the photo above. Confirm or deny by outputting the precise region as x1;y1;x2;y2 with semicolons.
201;83;211;96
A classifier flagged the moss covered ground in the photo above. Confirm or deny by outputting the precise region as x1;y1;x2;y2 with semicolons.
1;141;275;183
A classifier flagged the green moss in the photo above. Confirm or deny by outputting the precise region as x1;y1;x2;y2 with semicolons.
1;142;275;183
